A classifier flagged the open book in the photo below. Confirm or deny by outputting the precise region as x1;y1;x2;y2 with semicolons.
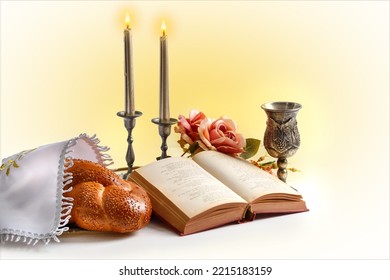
130;151;308;235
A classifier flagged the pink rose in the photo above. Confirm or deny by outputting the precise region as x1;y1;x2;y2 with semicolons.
174;110;207;144
198;117;246;155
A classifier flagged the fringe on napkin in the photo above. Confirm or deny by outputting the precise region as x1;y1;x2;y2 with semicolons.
0;133;113;245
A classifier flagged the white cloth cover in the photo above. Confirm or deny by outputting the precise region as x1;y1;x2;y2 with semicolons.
0;134;113;245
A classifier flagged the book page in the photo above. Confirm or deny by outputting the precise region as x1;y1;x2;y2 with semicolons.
193;151;300;202
134;157;246;218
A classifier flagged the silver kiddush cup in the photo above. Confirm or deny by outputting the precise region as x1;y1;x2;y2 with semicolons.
261;102;302;183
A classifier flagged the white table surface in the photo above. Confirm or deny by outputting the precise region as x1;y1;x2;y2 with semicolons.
1;157;388;260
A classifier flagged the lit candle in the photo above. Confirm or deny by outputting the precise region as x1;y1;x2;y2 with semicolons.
159;20;170;122
124;12;135;115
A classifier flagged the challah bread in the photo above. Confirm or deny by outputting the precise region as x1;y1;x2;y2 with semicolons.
64;159;152;233
67;158;130;189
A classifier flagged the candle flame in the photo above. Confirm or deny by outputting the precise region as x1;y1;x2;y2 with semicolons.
125;13;131;29
161;20;166;36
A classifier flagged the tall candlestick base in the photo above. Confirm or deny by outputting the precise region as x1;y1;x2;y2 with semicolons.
152;117;178;160
117;110;143;179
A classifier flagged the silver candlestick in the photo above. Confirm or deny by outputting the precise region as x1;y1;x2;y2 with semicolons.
152;117;178;160
117;110;142;179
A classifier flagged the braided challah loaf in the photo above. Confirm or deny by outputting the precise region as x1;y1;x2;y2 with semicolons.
64;159;152;233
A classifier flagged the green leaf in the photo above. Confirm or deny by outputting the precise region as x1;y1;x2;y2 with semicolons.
180;141;202;157
189;141;200;154
240;138;261;159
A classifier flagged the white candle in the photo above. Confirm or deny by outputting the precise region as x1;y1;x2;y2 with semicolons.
159;20;170;122
124;13;135;115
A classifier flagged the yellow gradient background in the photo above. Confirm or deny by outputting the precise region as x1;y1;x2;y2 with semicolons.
0;1;389;259
1;0;387;167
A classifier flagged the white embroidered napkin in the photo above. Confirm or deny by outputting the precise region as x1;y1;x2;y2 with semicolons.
0;134;113;245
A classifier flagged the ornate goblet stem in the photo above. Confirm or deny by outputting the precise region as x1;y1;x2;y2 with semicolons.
261;102;302;183
117;111;143;179
277;157;288;183
152;118;178;160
